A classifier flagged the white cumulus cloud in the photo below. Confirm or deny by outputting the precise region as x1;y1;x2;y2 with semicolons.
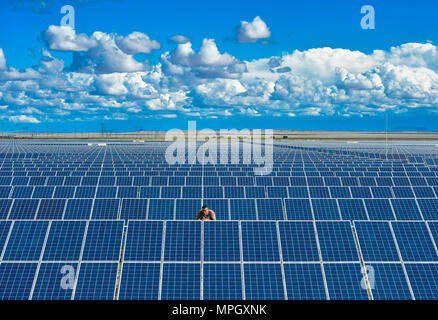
237;16;271;43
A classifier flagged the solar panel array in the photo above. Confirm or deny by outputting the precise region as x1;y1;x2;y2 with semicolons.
0;140;438;300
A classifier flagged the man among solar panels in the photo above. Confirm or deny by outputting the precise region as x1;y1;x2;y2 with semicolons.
196;205;216;220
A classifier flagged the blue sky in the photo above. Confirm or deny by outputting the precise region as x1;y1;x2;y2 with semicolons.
1;0;438;132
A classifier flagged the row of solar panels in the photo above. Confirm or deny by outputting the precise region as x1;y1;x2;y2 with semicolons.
0;197;437;221
3;175;438;185
2;185;438;200
1;220;438;300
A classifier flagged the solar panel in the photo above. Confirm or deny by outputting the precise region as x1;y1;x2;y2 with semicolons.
245;186;265;198
316;221;359;262
417;199;438;220
3;221;48;261
368;263;412;300
139;186;160;198
120;199;147;220
364;199;395;220
330;187;351;198
74;262;118;300
36;199;66;220
164;221;201;261
391;222;438;261
118;263;160;300
203;263;243;300
124;221;163;261
64;199;93;219
0;262;38;300
241;221;280;261
309;187;330;198
287;187;308;198
354;222;400;262
323;263;370;300
0;199;12;219
203;199;229;220
283;263;327;300
350;187;372;198
182;187;202;198
229;199;256;220
149;199;174;220
32;262;78;300
203;186;223;198
370;186;392;198
32;186;54;198
91;198;119;219
74;186;96;198
312;199;340;220
243;264;284;300
0;221;12;253
161;263;200;300
54;186;75;198
203;221;240;261
256;199;284;220
279;222;319;261
390;199;422;220
12;186;33;198
43;221;86;261
338;199;368;220
82;221;124;261
405;263;438;299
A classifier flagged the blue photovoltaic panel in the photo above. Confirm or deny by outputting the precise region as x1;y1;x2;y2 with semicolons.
405;263;438;299
370;187;392;198
417;199;438;220
392;187;415;198
120;199;147;220
43;221;86;261
0;199;12;219
283;264;327;300
149;199;174;220
161;263;201;300
164;221;201;261
428;222;438;246
323;263;369;300
369;264;412;300
9;199;39;220
203;263;243;300
287;187;308;198
284;199;312;220
32;263;78;300
91;199;119;219
53;186;75;198
390;199;422;220
74;263;118;300
182;187;202;198
309;187;330;198
338;199;368;220
0;186;11;198
279;222;319;261
140;186;160;198
74;186;95;198
350;187;372;198
12;186;33;198
364;199;395;220
354;222;400;262
124;221;163;261
241;221;280;261
316;221;359;262
32;186;54;198
117;186;138;198
203;186;223;198
36;199;66;220
64;199;92;219
96;187;117;198
391;222;438;261
3;221;48;261
0;221;12;252
0;263;38;300
118;263;160;300
256;199;284;220
330;187;351;198
230;199;256;220
203;221;240;261
82;221;124;261
244;264;285;300
312;199;341;220
245;186;265;198
202;199;229;220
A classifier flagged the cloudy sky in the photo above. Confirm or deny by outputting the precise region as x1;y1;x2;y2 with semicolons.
1;0;438;132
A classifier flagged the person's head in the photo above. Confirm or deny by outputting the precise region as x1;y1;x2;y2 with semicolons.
202;205;208;214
